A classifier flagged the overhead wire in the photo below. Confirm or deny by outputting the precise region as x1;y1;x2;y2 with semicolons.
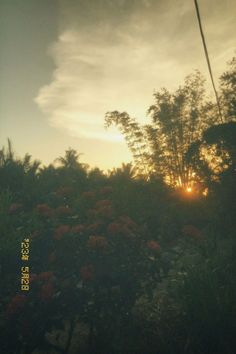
193;0;224;123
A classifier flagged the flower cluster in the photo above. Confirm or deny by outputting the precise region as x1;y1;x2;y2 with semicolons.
146;240;161;253
94;199;113;218
107;216;137;239
82;191;96;199
36;204;54;218
8;203;23;214
71;224;85;234
87;235;108;250
182;225;203;240
53;225;70;240
40;281;54;302
80;265;94;281
5;294;27;318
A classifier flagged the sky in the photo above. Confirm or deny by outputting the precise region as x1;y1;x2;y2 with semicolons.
0;0;235;170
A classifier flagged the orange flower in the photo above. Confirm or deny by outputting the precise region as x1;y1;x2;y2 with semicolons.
87;235;108;250
80;265;94;281
53;225;70;240
36;204;54;218
147;241;161;253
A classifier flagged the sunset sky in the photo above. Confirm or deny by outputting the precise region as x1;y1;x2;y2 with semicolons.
0;0;235;170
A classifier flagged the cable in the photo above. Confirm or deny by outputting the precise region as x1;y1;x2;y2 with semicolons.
193;0;224;123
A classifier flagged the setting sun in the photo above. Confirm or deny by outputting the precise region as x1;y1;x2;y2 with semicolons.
186;187;193;193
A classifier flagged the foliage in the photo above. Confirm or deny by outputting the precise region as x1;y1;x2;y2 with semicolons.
105;71;219;188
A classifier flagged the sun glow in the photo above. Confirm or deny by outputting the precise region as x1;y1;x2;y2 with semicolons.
186;186;192;193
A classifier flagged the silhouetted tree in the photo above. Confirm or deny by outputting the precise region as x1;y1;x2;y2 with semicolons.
105;71;218;188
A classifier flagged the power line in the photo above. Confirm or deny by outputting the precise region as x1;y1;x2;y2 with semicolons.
193;0;223;123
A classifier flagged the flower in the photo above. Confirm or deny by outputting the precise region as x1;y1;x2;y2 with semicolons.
182;225;203;240
107;217;137;238
87;235;108;250
8;203;23;214
107;222;123;236
82;191;96;199
86;223;101;234
36;204;54;218
5;294;27;317
95;199;112;209
53;225;70;240
147;241;161;253
80;265;94;281
40;281;54;301
71;224;85;234
94;200;113;218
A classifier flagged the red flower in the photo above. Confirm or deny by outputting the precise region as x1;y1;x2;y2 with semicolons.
107;222;123;236
95;199;112;209
53;225;70;240
182;225;203;240
40;281;54;301
8;203;23;214
87;235;108;250
71;224;85;234
37;271;54;281
36;204;54;218
94;200;113;218
147;241;161;253
82;191;96;199
5;294;27;317
107;217;137;239
80;265;94;281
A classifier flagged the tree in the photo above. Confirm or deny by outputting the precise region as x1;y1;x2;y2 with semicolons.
56;148;84;169
220;57;236;121
105;71;218;188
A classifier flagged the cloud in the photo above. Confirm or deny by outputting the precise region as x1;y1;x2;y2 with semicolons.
35;0;236;141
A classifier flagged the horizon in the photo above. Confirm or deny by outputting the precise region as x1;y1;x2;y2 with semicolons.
0;0;235;170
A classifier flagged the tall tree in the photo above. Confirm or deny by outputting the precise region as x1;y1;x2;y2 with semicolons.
220;57;236;121
105;71;217;188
